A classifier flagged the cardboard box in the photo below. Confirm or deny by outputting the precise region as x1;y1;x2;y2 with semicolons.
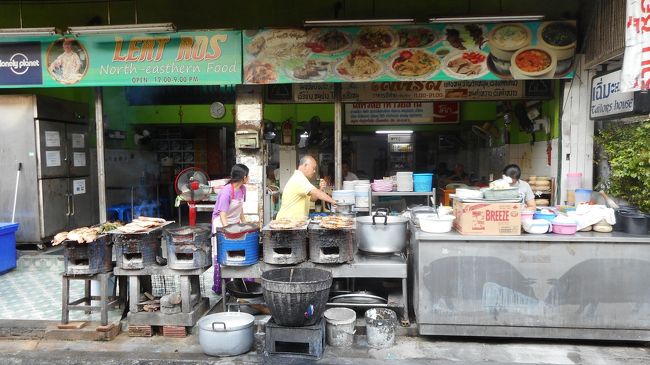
453;199;521;235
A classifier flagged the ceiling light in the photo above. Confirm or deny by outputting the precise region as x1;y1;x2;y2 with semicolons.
67;23;176;36
304;18;415;27
0;27;58;37
376;130;413;134
429;15;544;24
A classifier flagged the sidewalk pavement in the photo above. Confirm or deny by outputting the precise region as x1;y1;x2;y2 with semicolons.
1;329;649;365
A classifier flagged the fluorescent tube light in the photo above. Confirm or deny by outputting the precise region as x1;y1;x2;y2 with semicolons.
376;130;413;134
0;27;58;37
429;15;544;24
67;23;176;36
304;18;415;27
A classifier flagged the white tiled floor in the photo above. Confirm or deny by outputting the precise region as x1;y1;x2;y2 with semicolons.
0;253;220;322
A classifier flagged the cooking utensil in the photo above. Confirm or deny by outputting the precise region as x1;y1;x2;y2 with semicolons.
198;312;255;356
330;291;387;304
599;191;619;209
225;280;263;298
356;208;408;253
11;162;21;223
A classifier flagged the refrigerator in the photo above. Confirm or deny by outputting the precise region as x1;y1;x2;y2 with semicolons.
0;95;93;243
387;133;415;173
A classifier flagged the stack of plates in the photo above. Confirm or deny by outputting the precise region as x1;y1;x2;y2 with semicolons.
371;180;393;192
396;172;413;192
354;183;371;208
342;180;356;190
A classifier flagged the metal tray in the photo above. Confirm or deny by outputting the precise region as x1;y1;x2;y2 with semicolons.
330;292;387;305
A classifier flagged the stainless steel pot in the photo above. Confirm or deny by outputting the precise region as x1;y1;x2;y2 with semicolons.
335;202;355;214
198;312;254;356
356;208;408;253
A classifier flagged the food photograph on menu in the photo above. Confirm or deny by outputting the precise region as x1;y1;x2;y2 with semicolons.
242;21;577;84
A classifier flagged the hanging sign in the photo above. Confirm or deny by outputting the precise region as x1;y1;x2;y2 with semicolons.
0;31;242;88
244;22;577;84
345;101;459;125
621;0;650;91
265;80;551;103
590;69;650;119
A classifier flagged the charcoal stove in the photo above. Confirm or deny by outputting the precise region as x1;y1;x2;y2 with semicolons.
112;229;163;270
163;225;211;270
308;225;355;264
262;226;308;265
265;317;325;359
63;235;113;275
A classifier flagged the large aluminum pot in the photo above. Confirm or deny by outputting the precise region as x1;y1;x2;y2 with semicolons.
198;312;254;356
356;208;408;253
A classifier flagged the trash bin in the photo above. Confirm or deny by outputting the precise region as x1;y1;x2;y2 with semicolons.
0;223;19;275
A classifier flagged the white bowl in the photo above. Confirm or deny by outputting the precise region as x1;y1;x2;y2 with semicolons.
511;47;557;78
455;188;484;199
522;219;551;234
419;214;455;233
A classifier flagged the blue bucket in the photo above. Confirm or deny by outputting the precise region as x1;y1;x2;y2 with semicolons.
217;230;259;266
0;223;19;275
413;173;433;192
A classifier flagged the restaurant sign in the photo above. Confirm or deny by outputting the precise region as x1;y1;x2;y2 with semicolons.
244;22;577;84
345;101;459;125
265;80;552;103
0;31;242;88
590;69;650;120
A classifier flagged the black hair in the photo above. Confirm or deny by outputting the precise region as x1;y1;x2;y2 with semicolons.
229;163;249;184
503;164;521;179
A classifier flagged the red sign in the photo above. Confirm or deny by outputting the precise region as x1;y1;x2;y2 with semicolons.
433;102;459;123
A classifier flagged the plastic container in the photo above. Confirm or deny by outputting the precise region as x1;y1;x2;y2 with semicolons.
552;223;578;235
0;223;19;275
261;268;332;327
521;210;535;221
217;229;259;266
621;213;648;235
332;190;356;204
324;307;356;347
365;308;397;349
522;219;551;234
354;184;370;208
574;189;592;205
418;214;455;233
566;172;582;190
483;187;520;200
413;173;433;192
533;211;556;222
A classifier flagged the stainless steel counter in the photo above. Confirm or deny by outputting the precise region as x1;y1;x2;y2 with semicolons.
411;227;650;340
415;230;650;243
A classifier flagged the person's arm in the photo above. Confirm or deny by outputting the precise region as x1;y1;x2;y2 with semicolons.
220;211;229;227
524;183;536;209
310;188;336;205
525;199;537;209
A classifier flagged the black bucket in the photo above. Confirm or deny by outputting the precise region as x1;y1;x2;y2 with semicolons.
614;207;638;232
261;268;332;327
622;212;649;235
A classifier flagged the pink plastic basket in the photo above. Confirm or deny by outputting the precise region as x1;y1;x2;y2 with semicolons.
552;223;577;235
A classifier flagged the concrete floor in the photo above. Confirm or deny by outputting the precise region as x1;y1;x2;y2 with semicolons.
1;332;649;365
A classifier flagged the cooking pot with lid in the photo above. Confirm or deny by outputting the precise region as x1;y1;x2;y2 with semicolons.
356;208;408;253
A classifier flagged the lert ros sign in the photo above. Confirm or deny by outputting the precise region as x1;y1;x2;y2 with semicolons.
0;42;43;85
590;69;650;120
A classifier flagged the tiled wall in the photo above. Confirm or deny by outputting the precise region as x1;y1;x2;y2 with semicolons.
506;139;559;180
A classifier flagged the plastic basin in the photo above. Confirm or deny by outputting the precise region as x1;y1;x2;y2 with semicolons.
552;223;578;235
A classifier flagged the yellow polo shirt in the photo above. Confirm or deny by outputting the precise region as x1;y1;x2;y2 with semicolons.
276;170;315;219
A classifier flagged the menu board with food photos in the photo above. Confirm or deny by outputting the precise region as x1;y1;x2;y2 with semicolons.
243;21;576;84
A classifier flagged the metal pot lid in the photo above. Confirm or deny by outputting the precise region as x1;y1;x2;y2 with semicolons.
198;312;254;332
330;292;387;304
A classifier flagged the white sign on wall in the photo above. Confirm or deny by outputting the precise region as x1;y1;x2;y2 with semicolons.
590;70;635;119
345;102;434;125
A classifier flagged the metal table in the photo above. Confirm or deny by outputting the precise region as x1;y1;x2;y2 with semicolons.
220;252;410;325
411;229;650;340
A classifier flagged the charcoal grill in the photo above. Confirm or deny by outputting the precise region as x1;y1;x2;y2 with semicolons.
308;225;355;264
164;225;211;270
262;226;308;265
112;229;163;270
63;235;113;275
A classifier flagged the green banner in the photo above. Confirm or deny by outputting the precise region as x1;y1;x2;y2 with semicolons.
243;22;576;84
0;30;241;88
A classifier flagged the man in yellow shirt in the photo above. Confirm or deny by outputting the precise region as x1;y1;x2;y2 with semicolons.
276;156;337;219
